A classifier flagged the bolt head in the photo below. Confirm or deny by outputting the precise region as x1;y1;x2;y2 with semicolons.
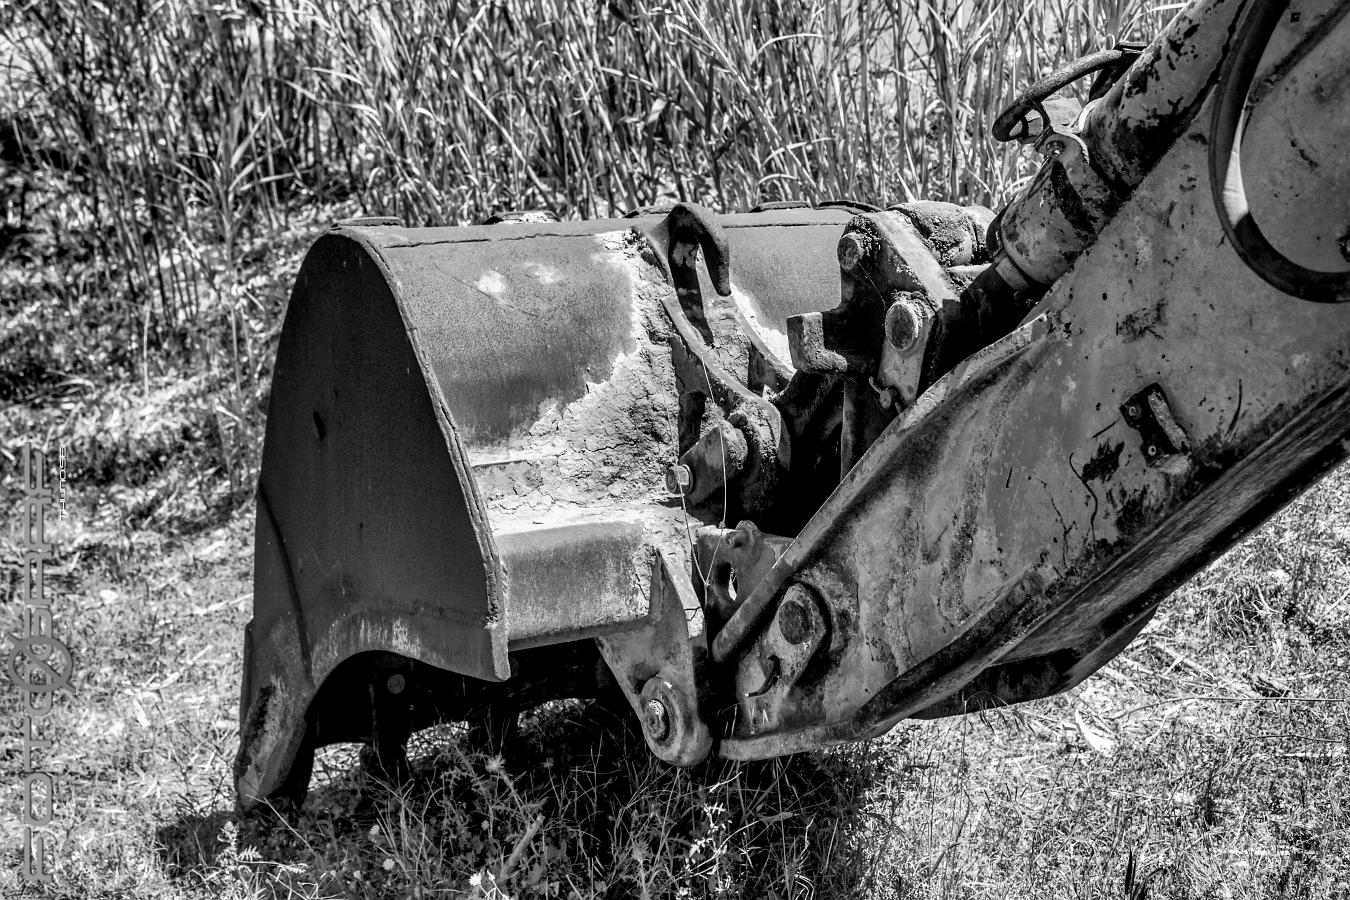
777;597;813;644
1124;404;1141;420
1339;230;1350;263
875;385;898;410
838;233;868;273
886;299;921;352
386;673;406;695
1145;444;1160;458
643;698;671;742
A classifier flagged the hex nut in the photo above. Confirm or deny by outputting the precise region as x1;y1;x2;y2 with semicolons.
639;677;681;746
637;674;713;766
643;698;671;742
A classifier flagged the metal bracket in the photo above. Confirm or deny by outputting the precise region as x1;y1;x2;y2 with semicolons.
1121;383;1190;465
667;202;731;296
733;583;829;736
594;549;714;766
693;521;792;632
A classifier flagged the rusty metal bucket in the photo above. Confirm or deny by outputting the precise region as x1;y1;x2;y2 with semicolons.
235;207;853;808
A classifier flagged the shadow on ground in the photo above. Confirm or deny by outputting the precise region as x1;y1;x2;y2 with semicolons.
155;700;892;898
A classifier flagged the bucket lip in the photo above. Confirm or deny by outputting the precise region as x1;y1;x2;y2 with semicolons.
327;204;856;250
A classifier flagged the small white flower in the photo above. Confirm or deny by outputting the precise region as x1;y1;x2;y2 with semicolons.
469;872;483;887
382;858;395;872
369;823;381;838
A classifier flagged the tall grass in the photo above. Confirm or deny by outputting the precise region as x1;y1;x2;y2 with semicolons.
20;467;1350;897
1;0;1172;512
5;0;1170;340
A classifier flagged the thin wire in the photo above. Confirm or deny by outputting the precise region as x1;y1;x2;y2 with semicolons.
673;349;736;596
678;485;726;601
694;346;732;529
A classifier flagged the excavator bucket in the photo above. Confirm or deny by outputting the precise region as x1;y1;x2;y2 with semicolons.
239;0;1350;813
235;206;858;807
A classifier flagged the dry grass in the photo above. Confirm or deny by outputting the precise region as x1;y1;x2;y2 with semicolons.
3;0;1169;341
1;0;1170;518
1;454;1347;898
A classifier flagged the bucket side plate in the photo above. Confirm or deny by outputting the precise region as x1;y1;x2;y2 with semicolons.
237;231;507;808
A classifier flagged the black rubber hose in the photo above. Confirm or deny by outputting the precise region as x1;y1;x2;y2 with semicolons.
992;47;1136;143
1209;0;1350;302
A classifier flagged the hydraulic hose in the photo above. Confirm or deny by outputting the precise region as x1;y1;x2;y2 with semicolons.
1209;0;1350;302
991;46;1141;143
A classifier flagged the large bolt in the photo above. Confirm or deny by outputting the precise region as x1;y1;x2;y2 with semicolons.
886;296;922;352
1339;229;1350;263
643;698;671;742
837;233;870;274
386;673;406;695
777;585;820;645
672;420;749;505
777;597;813;644
665;463;693;495
638;675;712;765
